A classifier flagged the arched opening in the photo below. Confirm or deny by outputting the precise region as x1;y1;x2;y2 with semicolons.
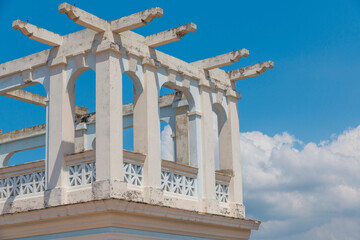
160;120;175;161
159;85;177;162
0;83;47;167
123;73;135;151
7;146;46;166
70;69;96;152
213;103;228;171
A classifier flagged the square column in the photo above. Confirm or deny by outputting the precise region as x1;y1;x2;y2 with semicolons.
46;62;75;206
94;51;123;182
175;105;190;165
199;86;217;213
133;58;161;195
220;94;245;217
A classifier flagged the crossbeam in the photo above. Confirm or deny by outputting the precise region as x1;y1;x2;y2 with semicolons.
2;89;88;115
192;49;249;70
146;23;197;48
12;20;63;46
110;7;163;33
59;3;108;32
227;61;274;81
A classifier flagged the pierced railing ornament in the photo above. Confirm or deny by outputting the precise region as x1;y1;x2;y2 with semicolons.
161;171;196;197
215;182;229;203
68;162;96;187
0;171;45;199
123;162;143;186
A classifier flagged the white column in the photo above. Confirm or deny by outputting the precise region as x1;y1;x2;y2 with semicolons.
220;92;245;217
95;51;123;182
46;62;75;206
133;58;161;193
199;86;217;213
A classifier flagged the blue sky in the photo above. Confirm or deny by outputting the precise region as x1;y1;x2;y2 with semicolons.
1;0;360;239
1;0;360;143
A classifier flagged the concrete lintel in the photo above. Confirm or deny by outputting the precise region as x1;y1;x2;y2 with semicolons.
12;20;63;47
192;49;249;70
2;89;88;115
228;61;274;81
59;3;108;32
146;23;197;48
110;7;163;33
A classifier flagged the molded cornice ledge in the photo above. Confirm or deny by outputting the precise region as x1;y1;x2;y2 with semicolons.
146;23;197;48
228;61;274;81
192;49;249;70
12;20;63;46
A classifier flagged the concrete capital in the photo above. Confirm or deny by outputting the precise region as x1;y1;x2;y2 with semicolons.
226;89;241;100
92;41;125;55
22;69;33;84
47;56;67;68
187;111;202;117
127;54;139;73
141;57;161;69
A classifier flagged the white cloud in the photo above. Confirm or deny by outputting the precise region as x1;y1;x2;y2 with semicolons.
242;125;360;240
160;118;360;239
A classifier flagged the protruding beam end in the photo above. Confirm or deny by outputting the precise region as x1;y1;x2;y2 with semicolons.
142;7;163;23
59;2;107;32
12;20;63;47
110;7;164;33
192;48;249;70
228;61;274;81
146;23;197;48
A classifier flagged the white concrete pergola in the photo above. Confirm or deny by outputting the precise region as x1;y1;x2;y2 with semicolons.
0;3;273;239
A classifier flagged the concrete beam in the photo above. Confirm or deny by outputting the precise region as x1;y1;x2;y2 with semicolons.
145;23;197;48
2;89;88;115
228;61;274;81
192;49;249;70
12;20;63;47
59;3;108;32
110;7;163;33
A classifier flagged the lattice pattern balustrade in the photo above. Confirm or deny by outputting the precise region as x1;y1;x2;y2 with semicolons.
161;171;196;196
0;171;45;199
215;182;229;203
68;162;96;187
123;162;143;186
67;161;143;187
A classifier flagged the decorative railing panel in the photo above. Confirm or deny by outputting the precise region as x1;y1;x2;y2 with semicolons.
215;182;229;203
123;162;143;186
0;161;45;199
68;162;96;187
66;150;145;187
161;160;198;197
161;171;196;196
215;171;231;203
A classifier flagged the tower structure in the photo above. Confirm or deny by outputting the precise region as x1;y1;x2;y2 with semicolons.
0;3;273;239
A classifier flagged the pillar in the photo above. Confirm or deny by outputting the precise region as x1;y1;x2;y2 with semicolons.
198;85;217;212
45;61;75;206
222;93;245;217
133;58;161;199
175;105;190;165
94;50;123;183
